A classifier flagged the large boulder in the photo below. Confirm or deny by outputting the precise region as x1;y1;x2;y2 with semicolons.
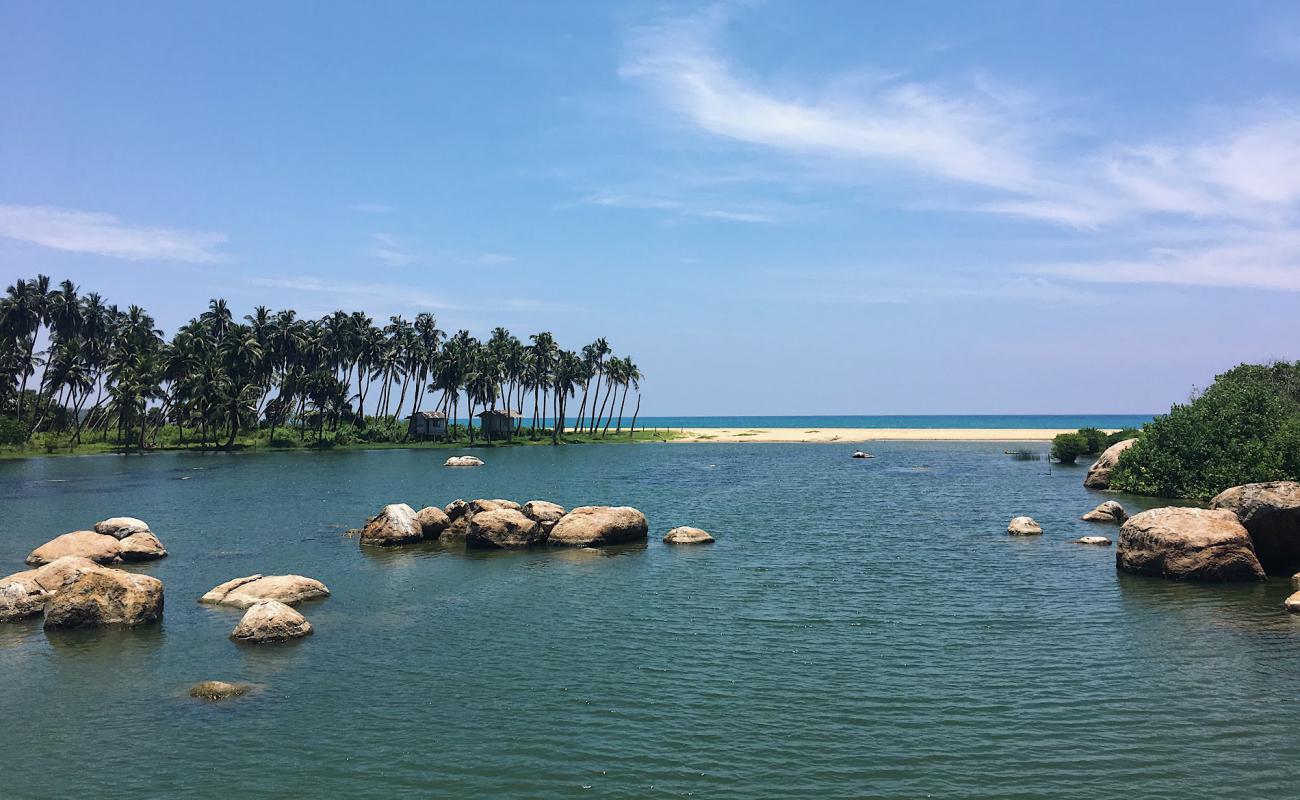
1007;516;1043;536
1084;438;1138;489
26;530;122;566
415;506;451;539
548;506;649;547
523;500;567;534
200;575;330;608
441;499;511;543
664;526;715;545
43;567;164;628
1117;507;1265;581
1210;481;1300;575
444;499;468;521
230;600;312;643
93;517;151;539
360;503;423;547
1081;501;1128;524
0;556;99;622
467;509;546;550
118;531;168;561
445;456;485;467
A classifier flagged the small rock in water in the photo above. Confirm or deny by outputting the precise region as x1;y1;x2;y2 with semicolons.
189;680;251;701
1081;501;1128;524
1074;536;1112;546
1293;572;1300;591
663;526;715;545
444;455;485;467
231;600;313;643
1285;591;1300;614
1007;516;1043;536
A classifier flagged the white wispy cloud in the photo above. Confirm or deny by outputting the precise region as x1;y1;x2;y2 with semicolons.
368;232;418;266
0;204;227;262
584;190;776;224
348;203;393;214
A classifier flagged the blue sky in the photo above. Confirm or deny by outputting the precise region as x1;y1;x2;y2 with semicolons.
3;1;1299;414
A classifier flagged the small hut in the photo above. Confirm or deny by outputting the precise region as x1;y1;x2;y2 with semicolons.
477;409;522;440
407;410;448;440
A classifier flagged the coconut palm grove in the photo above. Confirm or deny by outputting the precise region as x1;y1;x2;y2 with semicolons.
0;275;644;450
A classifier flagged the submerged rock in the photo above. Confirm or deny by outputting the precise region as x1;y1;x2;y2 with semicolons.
118;531;168;561
1210;481;1300;576
467;509;545;550
0;556;99;622
1081;501;1128;524
360;503;423;547
189;680;251;700
43;567;164;629
1084;438;1137;489
663;526;715;545
199;574;330;608
26;530;122;566
548;506;649;547
1007;517;1043;536
523;500;567;534
444;456;485;467
1116;507;1264;581
230;600;312;643
1074;536;1112;546
93;517;151;539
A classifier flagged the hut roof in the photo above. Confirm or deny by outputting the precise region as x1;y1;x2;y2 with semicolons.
476;409;522;419
408;410;447;420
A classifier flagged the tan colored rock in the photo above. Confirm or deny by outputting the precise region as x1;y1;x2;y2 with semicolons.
467;509;545;549
360;503;423;547
0;556;99;622
118;531;167;561
93;517;151;539
440;515;470;543
1211;481;1300;575
189;680;251;700
468;499;504;515
1007;516;1043;536
200;574;330;608
1117;507;1265;581
444;455;484;467
548;506;649;547
1081;501;1128;524
43;567;164;628
1084;438;1138;489
230;600;312;643
664;526;715;545
1286;591;1300;614
522;501;566;533
26;530;122;566
415;506;451;539
1074;536;1112;546
444;499;468;521
1292;572;1300;591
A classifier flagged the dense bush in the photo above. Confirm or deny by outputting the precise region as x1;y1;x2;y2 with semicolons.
0;416;31;445
1051;432;1088;464
1077;427;1107;455
1105;428;1141;447
1110;361;1300;499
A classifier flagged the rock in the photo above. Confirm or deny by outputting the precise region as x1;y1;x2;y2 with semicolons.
0;556;100;622
440;515;471;543
200;574;330;608
444;456;484;467
189;680;251;700
1210;481;1300;575
93;517;151;539
26;530;122;566
444;499;468;521
548;506;649;547
43;567;164;628
1074;536;1112;546
1293;572;1300;591
230;600;312;643
664;526;715;544
1081;501;1128;524
118;531;168;561
1007;516;1043;536
522;500;567;533
1084;438;1138;489
415;506;451;539
1286;592;1300;613
359;503;423;547
440;499;514;543
467;509;546;549
1116;507;1265;581
489;499;523;512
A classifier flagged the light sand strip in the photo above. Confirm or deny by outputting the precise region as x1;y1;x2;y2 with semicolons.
667;428;1112;443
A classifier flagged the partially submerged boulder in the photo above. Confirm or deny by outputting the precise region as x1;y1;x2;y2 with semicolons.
230;600;312;643
1116;507;1265;581
43;567;164;629
415;506;451;539
360;503;423;547
200;574;330;608
118;531;167;561
0;556;99;622
548;506;649;547
467;509;546;550
1074;536;1112;546
26;530;122;566
1084;438;1137;489
523;500;566;534
444;499;468;521
445;456;484;467
1081;501;1128;525
189;680;251;700
93;517;151;539
1007;516;1043;536
1210;481;1300;575
1286;591;1300;614
663;526;715;545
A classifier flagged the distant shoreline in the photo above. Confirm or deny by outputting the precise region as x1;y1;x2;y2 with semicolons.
669;428;1114;443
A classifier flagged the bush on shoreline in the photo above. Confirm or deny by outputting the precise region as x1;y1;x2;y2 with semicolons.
1051;432;1088;463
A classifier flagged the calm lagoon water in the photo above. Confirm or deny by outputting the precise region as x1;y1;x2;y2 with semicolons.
1;442;1297;798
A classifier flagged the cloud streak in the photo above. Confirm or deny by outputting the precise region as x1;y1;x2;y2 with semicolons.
0;204;227;263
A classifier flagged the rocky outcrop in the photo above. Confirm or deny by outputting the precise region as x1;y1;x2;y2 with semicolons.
93;517;151;539
523;501;566;534
467;509;546;550
663;526;715;544
189;680;251;700
1084;438;1137;489
0;556;99;622
1210;481;1300;575
230;600;312;643
26;530;123;566
1007;516;1043;536
444;499;468;520
445;456;484;467
1081;501;1128;524
548;506;649;547
1074;536;1112;546
200;575;330;608
1116;507;1265;581
43;567;164;628
360;503;423;547
415;506;451;539
118;531;167;561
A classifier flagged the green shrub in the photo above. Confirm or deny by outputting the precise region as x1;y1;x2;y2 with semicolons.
1105;428;1141;447
1077;427;1107;455
0;416;31;445
1051;432;1088;464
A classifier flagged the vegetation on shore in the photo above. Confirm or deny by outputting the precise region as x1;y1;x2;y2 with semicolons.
1;275;648;454
1110;361;1300;499
1050;427;1140;464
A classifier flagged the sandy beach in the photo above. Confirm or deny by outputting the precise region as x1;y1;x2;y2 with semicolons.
669;428;1107;443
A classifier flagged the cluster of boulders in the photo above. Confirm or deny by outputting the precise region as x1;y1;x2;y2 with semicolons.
200;574;330;643
26;516;167;566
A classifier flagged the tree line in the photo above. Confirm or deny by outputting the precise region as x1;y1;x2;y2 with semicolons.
0;275;644;449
